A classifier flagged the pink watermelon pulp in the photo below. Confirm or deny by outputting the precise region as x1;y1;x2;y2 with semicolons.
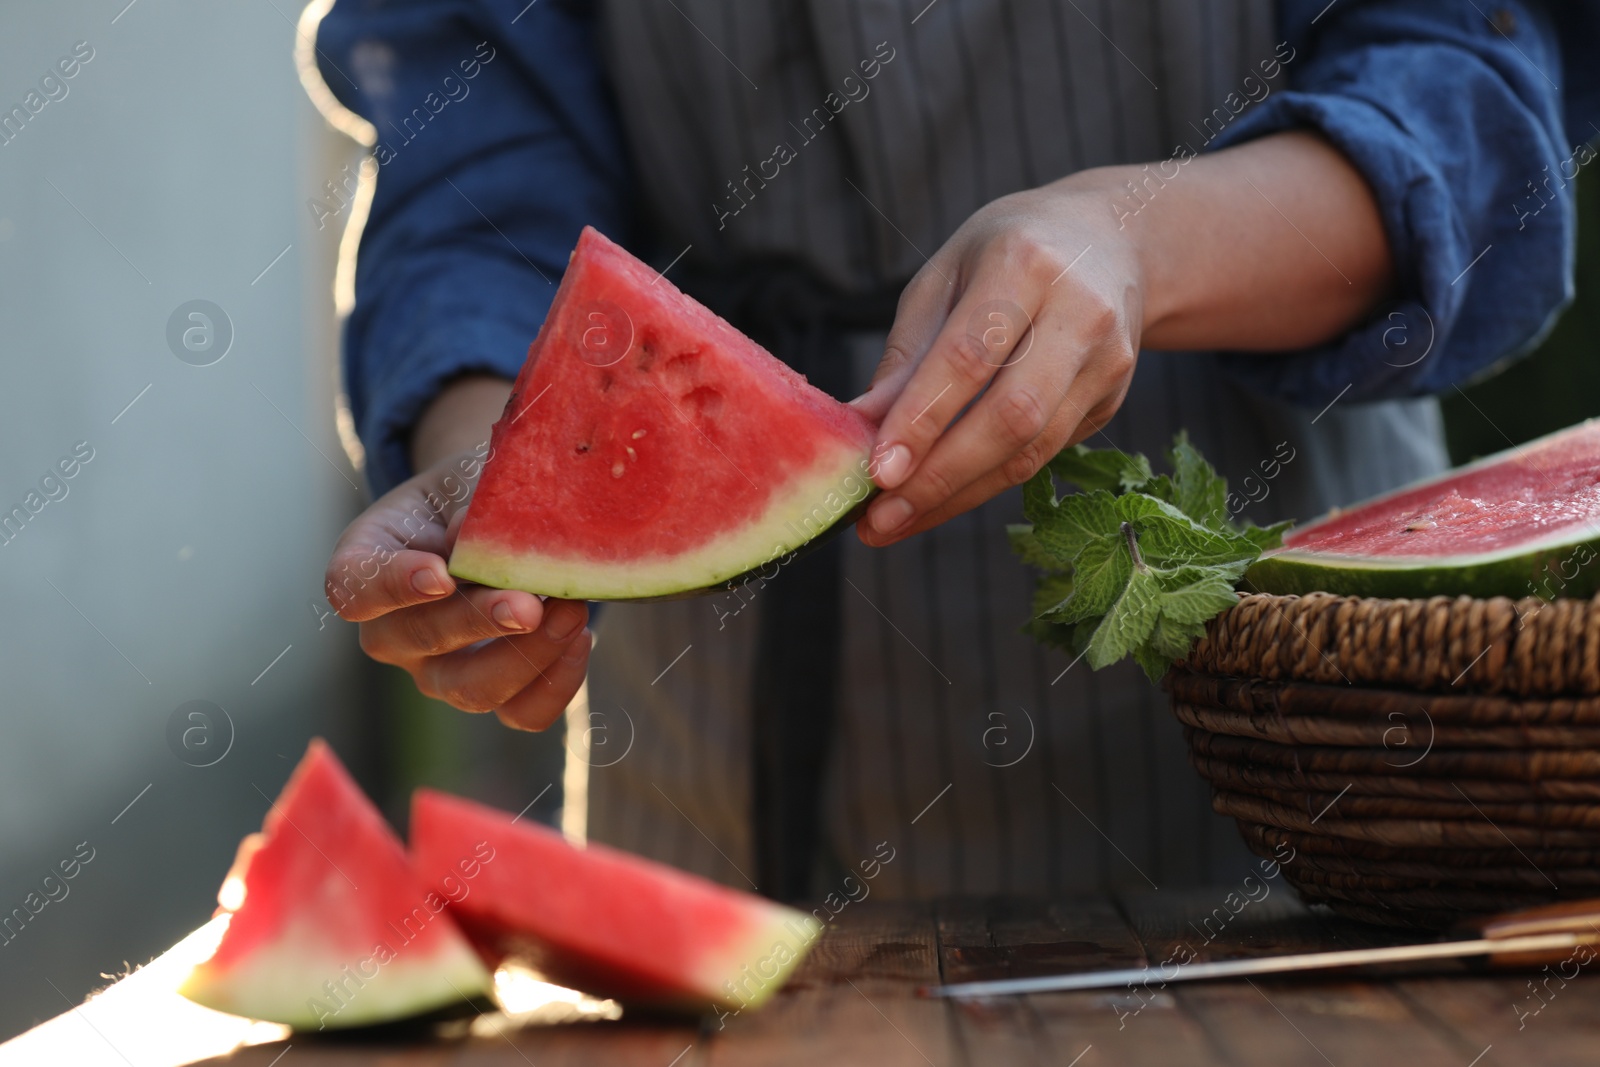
410;789;821;1012
1247;419;1600;599
449;226;879;600
177;742;492;1030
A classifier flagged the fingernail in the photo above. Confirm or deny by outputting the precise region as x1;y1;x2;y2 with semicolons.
411;569;447;596
872;443;911;489
492;601;528;632
543;604;583;642
561;629;593;665
870;496;914;535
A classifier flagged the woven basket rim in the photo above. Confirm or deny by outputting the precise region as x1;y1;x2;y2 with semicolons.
1184;590;1600;697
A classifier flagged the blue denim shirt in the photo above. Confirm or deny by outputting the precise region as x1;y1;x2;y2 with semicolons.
313;0;1600;495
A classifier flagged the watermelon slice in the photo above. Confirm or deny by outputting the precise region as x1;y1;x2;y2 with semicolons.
449;226;879;600
178;742;492;1030
1246;419;1600;599
410;789;821;1012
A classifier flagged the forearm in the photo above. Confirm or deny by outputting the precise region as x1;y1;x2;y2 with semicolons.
409;375;514;471
1078;130;1394;353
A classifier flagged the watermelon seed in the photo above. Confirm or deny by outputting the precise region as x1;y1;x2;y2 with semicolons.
1404;518;1436;531
612;460;626;478
632;429;646;439
627;447;637;460
576;443;590;453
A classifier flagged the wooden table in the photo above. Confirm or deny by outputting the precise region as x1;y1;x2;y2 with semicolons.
10;889;1600;1066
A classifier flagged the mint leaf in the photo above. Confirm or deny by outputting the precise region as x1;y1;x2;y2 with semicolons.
1072;618;1100;656
1033;488;1121;563
1168;432;1230;531
1023;568;1076;649
1021;465;1059;528
1029;569;1075;619
1010;433;1293;680
1234;519;1294;552
1086;566;1161;669
1007;524;1062;571
1139;473;1176;507
1146;613;1208;664
1049;445;1153;493
1132;642;1173;683
1048;537;1131;624
1152;567;1242;624
1112;494;1257;568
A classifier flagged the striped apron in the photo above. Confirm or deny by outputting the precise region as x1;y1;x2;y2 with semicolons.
582;0;1451;897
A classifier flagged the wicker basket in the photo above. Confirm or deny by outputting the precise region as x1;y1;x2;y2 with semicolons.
1175;590;1600;929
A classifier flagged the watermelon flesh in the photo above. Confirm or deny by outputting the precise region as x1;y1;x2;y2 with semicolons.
1247;419;1600;599
178;742;492;1030
449;226;879;600
410;789;821;1012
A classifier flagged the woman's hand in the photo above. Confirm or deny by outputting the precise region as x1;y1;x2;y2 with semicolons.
853;177;1145;546
854;130;1394;546
325;378;591;731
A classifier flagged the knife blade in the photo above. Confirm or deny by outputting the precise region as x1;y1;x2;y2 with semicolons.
921;898;1600;999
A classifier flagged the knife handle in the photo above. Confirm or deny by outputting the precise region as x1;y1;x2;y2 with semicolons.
1463;899;1600;969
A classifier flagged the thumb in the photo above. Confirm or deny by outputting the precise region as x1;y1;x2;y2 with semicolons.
444;506;469;555
851;262;957;423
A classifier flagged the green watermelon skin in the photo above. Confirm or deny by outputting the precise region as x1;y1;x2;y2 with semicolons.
1245;420;1600;601
450;226;879;601
1244;538;1600;600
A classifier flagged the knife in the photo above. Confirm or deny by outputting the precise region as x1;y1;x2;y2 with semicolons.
921;898;1600;999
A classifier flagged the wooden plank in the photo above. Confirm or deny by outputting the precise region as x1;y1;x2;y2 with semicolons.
1013;896;1230;1067
933;895;1230;1067
937;896;1148;983
1393;972;1600;1067
196;1016;699;1066
464;1022;703;1067
705;899;960;1067
192;1044;454;1066
936;897;1047;1066
1117;888;1465;1067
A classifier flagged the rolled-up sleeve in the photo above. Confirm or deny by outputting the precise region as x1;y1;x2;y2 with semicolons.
1209;0;1589;407
311;0;632;494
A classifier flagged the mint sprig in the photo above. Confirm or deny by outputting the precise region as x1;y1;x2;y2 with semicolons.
1010;433;1291;681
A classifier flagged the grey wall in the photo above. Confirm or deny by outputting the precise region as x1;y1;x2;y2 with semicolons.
0;0;371;1038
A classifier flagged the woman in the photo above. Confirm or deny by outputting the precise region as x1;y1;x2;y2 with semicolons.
316;0;1597;899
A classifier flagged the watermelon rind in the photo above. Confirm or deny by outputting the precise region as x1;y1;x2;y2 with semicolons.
177;912;492;1031
696;911;823;1012
450;450;876;601
1245;419;1600;601
1243;534;1600;600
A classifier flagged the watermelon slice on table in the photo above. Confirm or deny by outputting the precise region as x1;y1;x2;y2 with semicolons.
449;226;879;600
410;789;821;1013
1246;419;1600;599
177;741;492;1030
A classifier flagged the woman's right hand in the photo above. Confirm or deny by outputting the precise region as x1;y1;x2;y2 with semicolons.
324;445;592;732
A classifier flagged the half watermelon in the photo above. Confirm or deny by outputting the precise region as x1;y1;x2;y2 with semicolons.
1246;419;1600;599
410;789;821;1013
449;226;879;600
178;742;492;1030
